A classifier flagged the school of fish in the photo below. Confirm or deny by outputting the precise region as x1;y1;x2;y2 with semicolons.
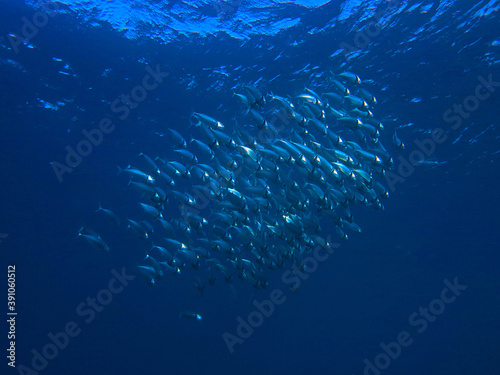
78;71;395;299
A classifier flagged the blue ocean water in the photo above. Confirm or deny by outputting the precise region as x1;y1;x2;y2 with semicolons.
1;1;499;375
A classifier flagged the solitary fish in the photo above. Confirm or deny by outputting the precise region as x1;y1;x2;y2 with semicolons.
77;227;110;253
180;311;202;320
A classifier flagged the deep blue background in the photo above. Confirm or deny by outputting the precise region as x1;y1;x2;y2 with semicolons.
1;1;499;374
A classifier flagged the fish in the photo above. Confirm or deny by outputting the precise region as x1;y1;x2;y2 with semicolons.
138;153;160;175
358;88;377;105
393;130;405;149
243;85;265;107
190;138;215;160
139;202;163;218
82;68;399;302
323;92;344;105
338;71;362;85
248;108;267;128
117;165;155;185
168;128;187;148
267;92;295;116
168;161;191;178
331;79;350;95
163;238;188;251
144;254;164;279
77;227;110;252
128;180;158;196
174;149;198;163
296;93;322;107
179;311;202;320
95;203;120;226
191;112;225;129
127;219;150;239
137;266;156;286
344;94;369;110
234;93;250;114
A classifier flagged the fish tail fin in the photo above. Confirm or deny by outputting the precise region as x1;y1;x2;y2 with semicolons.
189;111;200;128
117;165;131;175
189;117;201;128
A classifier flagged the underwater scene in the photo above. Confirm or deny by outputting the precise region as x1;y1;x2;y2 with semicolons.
1;1;499;374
